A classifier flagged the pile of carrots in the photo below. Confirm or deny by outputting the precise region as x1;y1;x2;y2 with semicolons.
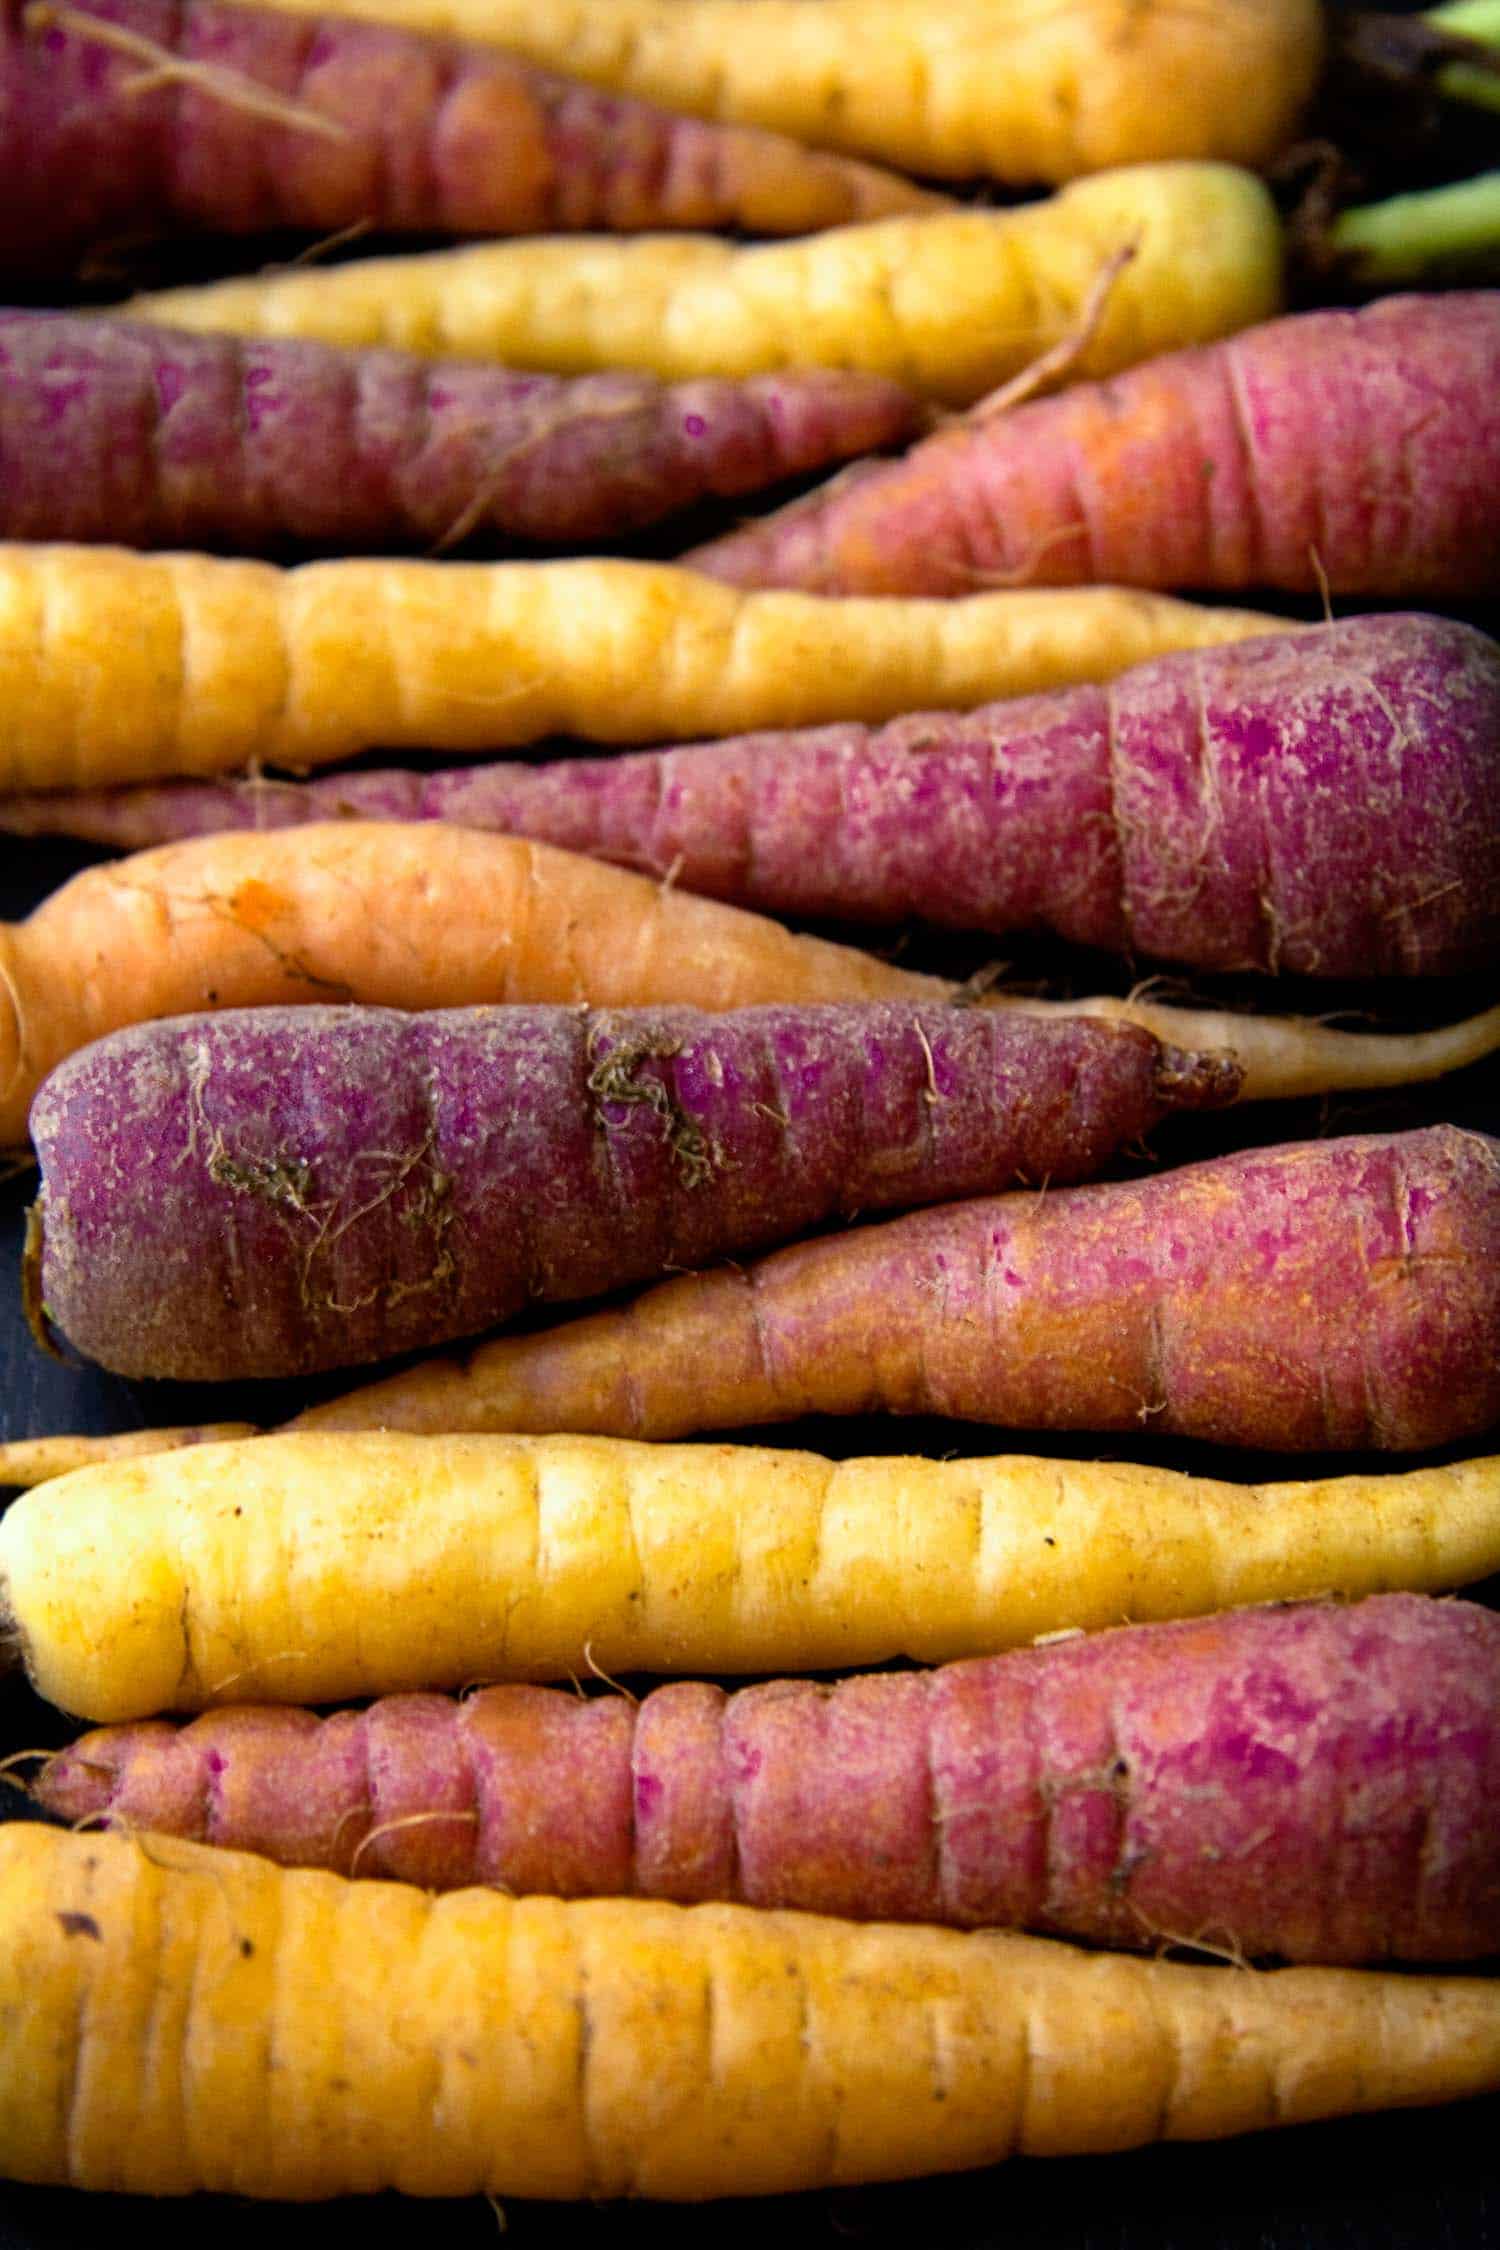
0;0;1498;2221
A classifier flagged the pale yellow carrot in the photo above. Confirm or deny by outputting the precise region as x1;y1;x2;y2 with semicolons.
125;163;1285;404
3;1432;1499;1718
1;1827;1496;2198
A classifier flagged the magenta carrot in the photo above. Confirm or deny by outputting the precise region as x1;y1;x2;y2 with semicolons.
0;313;920;553
13;613;1492;980
37;1594;1500;1967
299;1125;1500;1454
1;0;936;273
27;1001;1235;1382
687;292;1500;598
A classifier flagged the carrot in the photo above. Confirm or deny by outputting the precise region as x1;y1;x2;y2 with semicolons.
688;293;1500;599
5;1430;1500;1716
0;823;1494;1150
0;549;1279;793
122;161;1285;405
8;1431;1500;1723
231;0;1331;185
17;613;1493;981
27;1001;1237;1381
35;1594;1500;1966
275;1125;1500;1456
3;1824;1498;2198
1;0;936;271
0;313;922;554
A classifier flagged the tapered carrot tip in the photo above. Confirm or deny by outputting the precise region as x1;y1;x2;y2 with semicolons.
0;1428;260;1488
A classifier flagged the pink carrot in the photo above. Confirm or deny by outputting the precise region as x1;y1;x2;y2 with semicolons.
299;1124;1500;1455
1;0;936;271
37;1594;1500;1967
8;614;1492;981
686;293;1500;599
0;312;920;552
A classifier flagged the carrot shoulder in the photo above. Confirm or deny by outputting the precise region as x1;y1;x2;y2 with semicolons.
1;1825;1496;2199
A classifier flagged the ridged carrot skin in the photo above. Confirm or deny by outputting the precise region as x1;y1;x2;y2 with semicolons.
123;163;1286;407
688;293;1500;599
15;614;1492;981
0;314;922;554
28;1002;1236;1381
38;1595;1500;1966
0;0;935;270
240;0;1328;187
299;1126;1500;1457
2;1825;1497;2198
0;549;1278;793
7;1433;1500;1718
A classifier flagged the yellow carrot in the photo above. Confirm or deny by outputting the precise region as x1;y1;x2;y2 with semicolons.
3;1432;1498;1719
241;0;1328;187
2;1826;1496;2199
0;548;1279;792
126;162;1285;403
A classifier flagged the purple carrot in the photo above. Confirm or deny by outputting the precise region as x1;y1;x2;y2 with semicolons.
0;312;920;552
11;614;1493;979
1;0;938;272
37;1594;1500;1967
27;1000;1236;1381
685;293;1500;599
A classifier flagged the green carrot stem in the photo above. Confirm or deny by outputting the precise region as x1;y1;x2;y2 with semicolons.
1424;1;1500;39
1329;168;1500;284
1423;0;1500;109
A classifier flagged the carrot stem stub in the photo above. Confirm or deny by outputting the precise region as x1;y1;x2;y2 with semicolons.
36;1594;1500;1967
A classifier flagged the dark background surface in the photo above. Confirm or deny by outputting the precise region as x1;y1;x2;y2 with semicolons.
2;0;1500;2235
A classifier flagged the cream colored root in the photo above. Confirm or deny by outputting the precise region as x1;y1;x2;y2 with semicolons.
995;996;1500;1104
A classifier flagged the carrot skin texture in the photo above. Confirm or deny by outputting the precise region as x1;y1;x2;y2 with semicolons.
17;614;1493;981
39;1596;1500;1966
0;314;921;553
3;1824;1498;2200
8;1433;1500;1719
28;1002;1234;1382
688;294;1500;600
0;0;935;269
306;1126;1500;1455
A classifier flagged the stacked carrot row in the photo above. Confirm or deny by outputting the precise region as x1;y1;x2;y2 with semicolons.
0;0;1498;2216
